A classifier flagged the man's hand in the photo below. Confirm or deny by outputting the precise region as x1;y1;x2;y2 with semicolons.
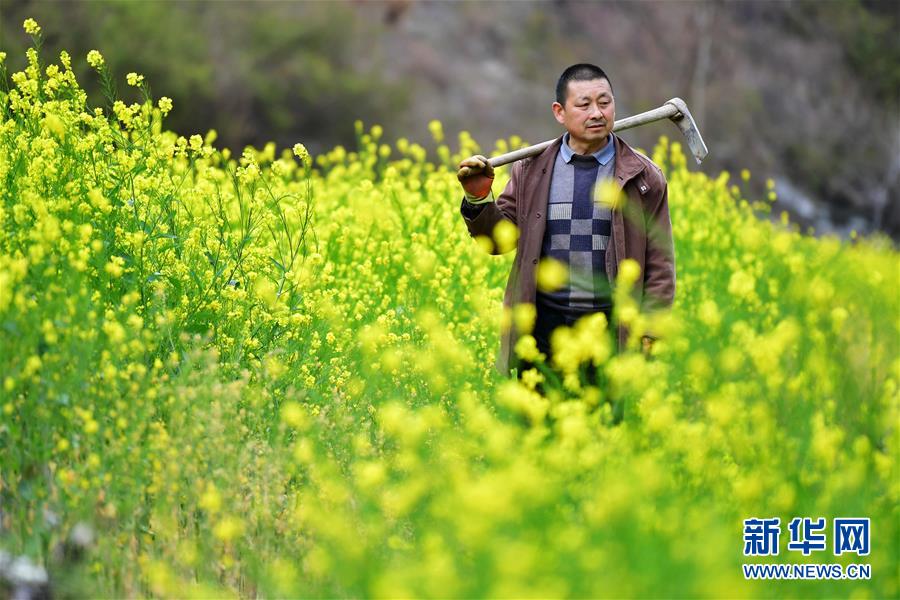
457;154;494;200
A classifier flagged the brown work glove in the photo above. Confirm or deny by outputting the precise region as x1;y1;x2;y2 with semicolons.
457;154;494;201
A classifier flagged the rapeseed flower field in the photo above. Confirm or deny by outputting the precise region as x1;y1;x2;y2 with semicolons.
1;22;898;598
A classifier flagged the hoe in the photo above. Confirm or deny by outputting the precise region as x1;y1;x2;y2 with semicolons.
487;97;709;167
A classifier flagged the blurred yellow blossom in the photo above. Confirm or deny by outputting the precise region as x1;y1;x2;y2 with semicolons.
492;220;519;253
293;143;311;165
428;119;444;143
213;516;244;543
537;257;568;292
23;18;41;35
514;334;544;363
158;96;173;115
595;178;625;210
86;49;104;68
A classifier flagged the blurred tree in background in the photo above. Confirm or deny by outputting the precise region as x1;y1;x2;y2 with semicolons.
0;0;407;153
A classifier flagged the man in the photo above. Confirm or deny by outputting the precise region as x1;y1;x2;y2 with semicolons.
457;63;676;380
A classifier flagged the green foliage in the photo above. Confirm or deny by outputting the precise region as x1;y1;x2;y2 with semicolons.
0;2;407;151
811;0;900;104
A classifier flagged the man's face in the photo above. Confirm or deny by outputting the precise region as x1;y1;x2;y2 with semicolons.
552;78;615;149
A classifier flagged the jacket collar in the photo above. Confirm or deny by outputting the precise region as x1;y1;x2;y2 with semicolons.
560;132;615;165
526;135;563;176
526;131;646;185
611;132;647;185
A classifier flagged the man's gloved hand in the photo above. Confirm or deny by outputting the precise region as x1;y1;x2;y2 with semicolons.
457;154;494;201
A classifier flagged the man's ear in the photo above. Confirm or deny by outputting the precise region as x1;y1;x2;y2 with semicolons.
551;102;565;125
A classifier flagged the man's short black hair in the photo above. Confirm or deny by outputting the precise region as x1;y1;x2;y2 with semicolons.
556;64;613;105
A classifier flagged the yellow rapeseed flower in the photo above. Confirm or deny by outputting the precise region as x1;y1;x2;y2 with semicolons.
292;143;310;166
199;483;222;513
213;516;244;543
473;234;493;254
727;270;756;299
595;178;625;210
158;96;173;115
281;401;307;429
497;380;548;424
42;113;65;138
512;303;536;334
104;256;125;278
84;419;99;435
86;50;104;69
428;120;444;143
617;258;641;288
492;220;518;254
698;299;721;329
514;334;544;363
23;18;41;35
519;367;543;392
536;257;568;292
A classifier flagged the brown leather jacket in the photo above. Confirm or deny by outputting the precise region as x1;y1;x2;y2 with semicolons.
460;133;676;376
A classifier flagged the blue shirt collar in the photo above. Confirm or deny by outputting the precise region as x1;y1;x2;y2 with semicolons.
560;132;615;166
